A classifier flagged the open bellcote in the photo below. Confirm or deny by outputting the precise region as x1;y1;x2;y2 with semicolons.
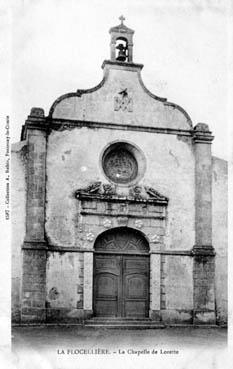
109;15;134;63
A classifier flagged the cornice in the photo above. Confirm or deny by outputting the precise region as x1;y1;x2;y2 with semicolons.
48;72;108;118
75;182;169;205
191;245;216;256
22;116;214;143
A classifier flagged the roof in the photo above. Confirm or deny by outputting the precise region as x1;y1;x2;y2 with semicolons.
109;23;134;34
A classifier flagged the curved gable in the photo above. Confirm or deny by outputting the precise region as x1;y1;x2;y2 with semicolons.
49;61;192;130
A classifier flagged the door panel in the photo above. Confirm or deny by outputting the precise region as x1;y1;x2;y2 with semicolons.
96;274;117;297
95;300;118;317
94;255;121;317
125;274;147;298
123;256;149;317
124;301;147;317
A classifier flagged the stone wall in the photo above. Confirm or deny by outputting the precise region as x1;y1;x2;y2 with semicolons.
11;141;27;322
212;156;228;325
46;127;195;252
44;125;196;320
11;124;228;325
21;249;46;322
162;255;193;323
46;252;84;322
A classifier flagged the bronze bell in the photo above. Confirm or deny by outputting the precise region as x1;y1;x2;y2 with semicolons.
116;43;127;62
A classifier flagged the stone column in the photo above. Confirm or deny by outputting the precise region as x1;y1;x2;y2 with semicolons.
128;42;133;62
192;123;215;324
83;252;93;318
149;253;161;321
21;108;48;323
110;35;116;61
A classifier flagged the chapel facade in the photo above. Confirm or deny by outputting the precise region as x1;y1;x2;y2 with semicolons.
12;17;228;326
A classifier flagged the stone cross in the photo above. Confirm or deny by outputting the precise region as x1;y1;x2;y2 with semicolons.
119;15;125;25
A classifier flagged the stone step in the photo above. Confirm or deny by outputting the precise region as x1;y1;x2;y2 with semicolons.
85;319;151;324
84;323;165;329
85;320;162;324
87;318;151;322
84;318;165;329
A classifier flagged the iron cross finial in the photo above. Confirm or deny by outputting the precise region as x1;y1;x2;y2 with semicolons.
119;15;125;25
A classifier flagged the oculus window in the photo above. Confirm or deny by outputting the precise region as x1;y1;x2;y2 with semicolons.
102;142;146;186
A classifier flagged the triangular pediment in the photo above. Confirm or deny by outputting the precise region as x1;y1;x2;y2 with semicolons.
109;24;134;34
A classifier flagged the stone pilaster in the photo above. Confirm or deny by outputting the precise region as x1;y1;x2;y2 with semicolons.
192;123;216;324
127;42;133;63
83;252;93;317
110;40;116;61
21;108;48;323
149;253;161;321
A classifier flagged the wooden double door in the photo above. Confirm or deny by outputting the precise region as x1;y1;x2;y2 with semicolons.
94;253;149;318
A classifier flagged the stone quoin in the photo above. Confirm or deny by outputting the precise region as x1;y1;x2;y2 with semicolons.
11;16;227;326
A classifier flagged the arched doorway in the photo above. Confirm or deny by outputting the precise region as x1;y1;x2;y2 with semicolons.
93;227;150;318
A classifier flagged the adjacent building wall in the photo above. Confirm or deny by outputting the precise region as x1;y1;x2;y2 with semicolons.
212;156;228;324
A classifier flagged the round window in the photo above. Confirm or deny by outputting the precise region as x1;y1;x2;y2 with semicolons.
102;141;146;186
104;147;138;184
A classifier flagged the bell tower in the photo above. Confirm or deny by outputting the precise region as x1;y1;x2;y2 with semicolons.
109;15;134;63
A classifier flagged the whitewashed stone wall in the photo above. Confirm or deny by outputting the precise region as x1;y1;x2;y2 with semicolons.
46;128;195;253
52;64;191;130
46;252;84;321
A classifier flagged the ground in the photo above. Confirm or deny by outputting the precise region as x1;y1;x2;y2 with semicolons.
9;326;229;369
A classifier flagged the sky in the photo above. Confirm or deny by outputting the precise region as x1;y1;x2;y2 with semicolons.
2;0;233;158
